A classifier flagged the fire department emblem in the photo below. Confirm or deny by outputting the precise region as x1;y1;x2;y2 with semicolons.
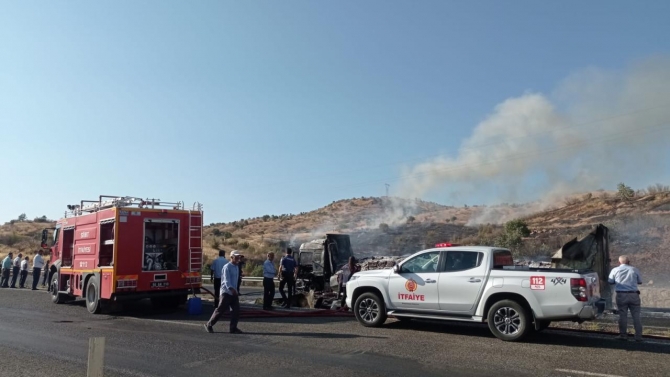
405;279;418;292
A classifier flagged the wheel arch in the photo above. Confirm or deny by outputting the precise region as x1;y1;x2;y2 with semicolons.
352;286;384;308
482;292;533;321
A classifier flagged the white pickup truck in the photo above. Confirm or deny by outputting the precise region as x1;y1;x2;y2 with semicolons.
345;246;605;341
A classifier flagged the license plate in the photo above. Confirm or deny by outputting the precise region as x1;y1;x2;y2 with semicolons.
150;281;170;288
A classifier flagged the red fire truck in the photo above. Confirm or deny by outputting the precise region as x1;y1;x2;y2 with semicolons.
40;195;203;314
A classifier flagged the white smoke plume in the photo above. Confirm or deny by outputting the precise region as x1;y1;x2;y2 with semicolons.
398;56;670;224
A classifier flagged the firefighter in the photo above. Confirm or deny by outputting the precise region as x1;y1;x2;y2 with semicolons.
9;253;22;288
278;248;297;309
204;250;243;334
209;250;228;308
1;253;13;288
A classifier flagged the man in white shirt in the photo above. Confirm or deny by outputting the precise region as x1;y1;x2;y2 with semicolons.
19;256;29;288
9;253;22;288
32;250;45;291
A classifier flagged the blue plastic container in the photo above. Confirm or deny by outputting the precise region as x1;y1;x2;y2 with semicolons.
188;297;202;315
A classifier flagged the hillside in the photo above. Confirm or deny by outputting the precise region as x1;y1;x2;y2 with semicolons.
3;190;670;286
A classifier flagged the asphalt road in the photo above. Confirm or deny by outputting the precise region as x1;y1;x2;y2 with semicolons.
1;287;670;377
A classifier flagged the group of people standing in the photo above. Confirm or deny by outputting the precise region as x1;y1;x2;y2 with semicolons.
1;250;47;290
204;247;301;334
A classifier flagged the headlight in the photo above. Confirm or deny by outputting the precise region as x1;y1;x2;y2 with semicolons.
349;275;359;281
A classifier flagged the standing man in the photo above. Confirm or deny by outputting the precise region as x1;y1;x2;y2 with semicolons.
10;253;22;288
1;253;13;288
204;250;243;334
278;248;297;309
608;255;644;342
19;256;29;288
32;250;45;291
209;250;228;308
262;252;277;310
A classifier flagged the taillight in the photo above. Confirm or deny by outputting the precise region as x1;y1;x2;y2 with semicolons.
570;278;588;302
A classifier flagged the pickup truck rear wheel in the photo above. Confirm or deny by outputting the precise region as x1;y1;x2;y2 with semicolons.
354;292;387;327
487;300;530;341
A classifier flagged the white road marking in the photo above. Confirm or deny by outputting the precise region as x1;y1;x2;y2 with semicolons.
555;369;627;377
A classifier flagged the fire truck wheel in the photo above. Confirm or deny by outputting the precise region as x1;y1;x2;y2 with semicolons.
86;277;102;314
51;274;64;304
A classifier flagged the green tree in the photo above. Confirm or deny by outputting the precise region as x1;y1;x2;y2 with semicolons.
212;229;222;236
617;182;634;201
17;213;27;222
496;220;530;250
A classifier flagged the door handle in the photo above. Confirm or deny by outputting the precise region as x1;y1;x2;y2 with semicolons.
425;279;436;283
468;278;481;283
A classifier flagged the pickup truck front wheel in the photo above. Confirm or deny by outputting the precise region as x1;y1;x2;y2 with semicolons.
487;300;530;342
354;293;387;327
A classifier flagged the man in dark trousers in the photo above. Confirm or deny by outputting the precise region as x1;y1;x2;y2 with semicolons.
609;255;644;342
278;248;297;308
1;253;13;288
262;252;277;310
32;250;45;290
9;253;22;288
204;250;243;334
209;250;227;308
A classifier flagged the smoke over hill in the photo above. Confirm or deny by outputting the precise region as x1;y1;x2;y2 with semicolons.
399;56;670;224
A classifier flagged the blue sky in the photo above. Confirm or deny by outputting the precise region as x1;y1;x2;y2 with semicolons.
1;1;669;224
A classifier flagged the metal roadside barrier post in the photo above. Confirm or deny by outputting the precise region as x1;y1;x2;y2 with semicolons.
87;337;105;377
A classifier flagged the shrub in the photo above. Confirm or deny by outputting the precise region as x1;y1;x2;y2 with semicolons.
496;220;530;250
451;216;457;222
226;238;238;246
617;183;634;201
406;216;415;224
210;239;221;250
647;183;670;194
17;213;27;222
238;241;250;250
379;223;390;233
212;229;222;236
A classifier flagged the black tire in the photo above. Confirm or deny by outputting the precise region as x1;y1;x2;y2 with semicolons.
50;273;66;304
85;277;102;314
354;292;387;327
487;299;530;341
534;320;551;332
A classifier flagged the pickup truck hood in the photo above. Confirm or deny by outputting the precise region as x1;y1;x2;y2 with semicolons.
352;269;392;278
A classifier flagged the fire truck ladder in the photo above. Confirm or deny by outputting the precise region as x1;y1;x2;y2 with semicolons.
189;205;203;273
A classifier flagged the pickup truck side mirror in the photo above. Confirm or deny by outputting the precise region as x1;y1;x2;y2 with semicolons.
393;264;400;274
40;229;49;249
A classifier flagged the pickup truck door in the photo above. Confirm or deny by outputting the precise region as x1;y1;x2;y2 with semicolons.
437;250;487;314
387;251;441;311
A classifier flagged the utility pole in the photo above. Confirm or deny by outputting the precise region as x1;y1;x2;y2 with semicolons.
385;183;390;197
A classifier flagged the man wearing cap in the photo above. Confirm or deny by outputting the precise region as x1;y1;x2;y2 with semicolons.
209;250;228;308
204;250;243;334
608;255;644;342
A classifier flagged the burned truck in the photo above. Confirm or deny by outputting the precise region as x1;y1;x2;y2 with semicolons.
552;224;613;310
297;234;353;292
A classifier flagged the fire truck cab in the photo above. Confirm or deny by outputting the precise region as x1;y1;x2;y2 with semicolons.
41;195;203;314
